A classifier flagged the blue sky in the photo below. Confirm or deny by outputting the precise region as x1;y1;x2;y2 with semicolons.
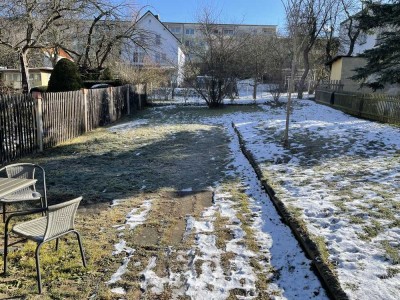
135;0;286;27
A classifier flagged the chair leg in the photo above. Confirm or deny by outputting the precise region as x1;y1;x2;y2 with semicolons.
74;231;87;267
3;230;8;274
55;238;59;251
35;243;44;294
2;202;5;223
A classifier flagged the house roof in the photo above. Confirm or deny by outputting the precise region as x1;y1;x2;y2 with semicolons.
137;10;182;44
165;21;277;28
43;47;74;61
0;67;53;73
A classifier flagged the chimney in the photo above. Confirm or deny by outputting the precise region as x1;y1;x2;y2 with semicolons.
155;14;160;20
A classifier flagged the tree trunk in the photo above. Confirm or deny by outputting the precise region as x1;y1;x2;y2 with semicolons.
284;55;296;148
19;51;30;94
253;82;257;100
297;48;310;99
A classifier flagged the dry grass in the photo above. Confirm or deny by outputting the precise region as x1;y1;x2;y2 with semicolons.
0;105;268;299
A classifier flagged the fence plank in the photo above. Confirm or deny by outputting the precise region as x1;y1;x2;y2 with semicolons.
1;85;144;166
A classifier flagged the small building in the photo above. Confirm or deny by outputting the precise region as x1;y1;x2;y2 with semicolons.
0;68;53;91
326;56;370;93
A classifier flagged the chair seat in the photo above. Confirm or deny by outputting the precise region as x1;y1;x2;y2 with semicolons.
1;191;42;203
12;217;46;242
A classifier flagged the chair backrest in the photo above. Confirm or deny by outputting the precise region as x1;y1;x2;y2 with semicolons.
44;197;82;241
0;163;46;196
4;163;37;179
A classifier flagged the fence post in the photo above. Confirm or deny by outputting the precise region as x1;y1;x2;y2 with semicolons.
126;85;131;115
33;92;44;152
82;89;88;132
108;87;115;122
138;84;142;111
359;94;365;117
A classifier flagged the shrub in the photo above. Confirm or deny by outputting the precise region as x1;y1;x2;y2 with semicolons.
100;67;113;80
47;59;83;92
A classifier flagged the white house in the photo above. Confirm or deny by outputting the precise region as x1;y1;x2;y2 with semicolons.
134;11;185;85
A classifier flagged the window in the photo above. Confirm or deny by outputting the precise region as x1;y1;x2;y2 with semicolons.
170;26;181;34
185;28;195;35
155;34;161;45
29;73;40;81
133;51;144;63
262;28;274;35
223;29;234;36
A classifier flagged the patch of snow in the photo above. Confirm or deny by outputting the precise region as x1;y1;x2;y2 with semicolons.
125;200;152;230
112;240;135;256
110;287;126;295
108;200;153;288
108;119;149;132
107;256;132;284
110;199;126;207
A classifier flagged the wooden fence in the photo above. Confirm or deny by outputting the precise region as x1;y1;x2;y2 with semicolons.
315;88;400;124
0;94;37;164
1;84;146;165
318;80;344;92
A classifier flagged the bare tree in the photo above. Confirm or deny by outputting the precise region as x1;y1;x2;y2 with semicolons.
239;34;278;100
71;0;153;80
296;0;334;99
282;0;305;147
0;45;18;68
338;0;363;56
183;8;246;108
111;57;171;87
0;0;85;93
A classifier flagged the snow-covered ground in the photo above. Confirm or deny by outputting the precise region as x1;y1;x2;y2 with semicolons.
105;89;399;299
225;97;400;299
148;81;277;106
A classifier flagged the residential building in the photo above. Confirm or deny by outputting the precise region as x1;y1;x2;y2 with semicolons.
164;22;277;45
0;68;53;91
133;11;186;85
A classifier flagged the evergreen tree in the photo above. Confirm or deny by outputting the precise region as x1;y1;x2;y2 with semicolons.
47;59;83;92
352;1;400;90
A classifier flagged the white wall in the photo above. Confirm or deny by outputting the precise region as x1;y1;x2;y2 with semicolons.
352;32;377;56
135;13;182;68
339;20;378;56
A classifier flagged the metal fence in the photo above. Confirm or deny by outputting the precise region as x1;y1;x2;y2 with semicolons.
315;88;400;124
